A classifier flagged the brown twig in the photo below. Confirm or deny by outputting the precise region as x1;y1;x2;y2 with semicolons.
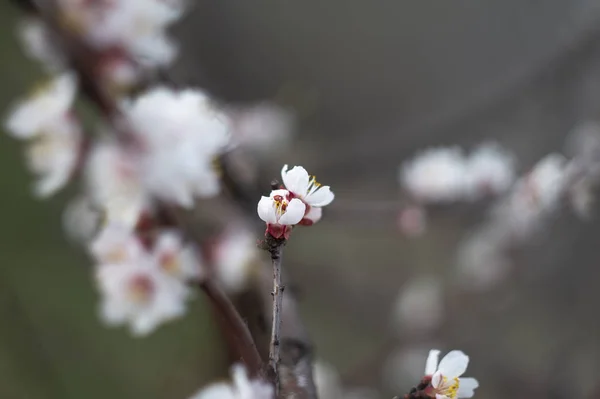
199;280;264;377
265;236;286;395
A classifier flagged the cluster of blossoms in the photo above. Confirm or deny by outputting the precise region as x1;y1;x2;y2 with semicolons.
257;165;335;239
400;143;516;204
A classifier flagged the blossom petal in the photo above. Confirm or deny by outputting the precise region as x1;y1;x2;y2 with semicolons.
189;384;236;399
303;206;322;224
305;185;335;207
437;350;469;378
281;165;309;196
425;349;441;375
278;198;306;225
257;196;277;223
431;371;443;389
457;377;479;398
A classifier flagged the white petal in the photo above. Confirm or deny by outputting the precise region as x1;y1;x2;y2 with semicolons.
425;349;441;375
281;165;309;196
431;371;443;389
437;350;469;378
305;186;335;207
189;384;236;399
257;196;277;223
457;377;479;398
278;198;306;225
303;206;322;223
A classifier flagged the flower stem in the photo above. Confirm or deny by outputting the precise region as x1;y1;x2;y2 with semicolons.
266;237;285;395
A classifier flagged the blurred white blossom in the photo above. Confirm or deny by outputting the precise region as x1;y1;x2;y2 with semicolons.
62;195;101;243
90;223;145;265
465;142;516;199
229;103;295;152
123;87;231;207
392;275;444;335
96;259;190;336
152;230;203;282
401;147;469;202
213;229;260;293
188;364;273;399
314;361;344;399
18;18;63;71
425;350;479;399
5;73;82;197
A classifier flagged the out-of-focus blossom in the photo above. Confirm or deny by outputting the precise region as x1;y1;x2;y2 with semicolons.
313;361;343;399
280;165;334;225
400;147;468;203
152;230;203;282
257;189;306;239
85;140;147;228
465;142;515;199
424;350;479;399
229;103;295;152
213;229;261;293
90;223;145;264
569;177;595;219
18;18;63;71
5;73;82;197
397;205;427;237
392;275;444;335
58;0;184;68
96;259;190;336
62;195;101;243
123;87;231;207
523;153;568;212
188;364;273;399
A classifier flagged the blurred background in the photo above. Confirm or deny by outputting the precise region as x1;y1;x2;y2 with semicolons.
2;1;600;398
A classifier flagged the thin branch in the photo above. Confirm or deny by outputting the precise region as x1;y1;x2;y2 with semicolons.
199;280;264;377
266;237;285;395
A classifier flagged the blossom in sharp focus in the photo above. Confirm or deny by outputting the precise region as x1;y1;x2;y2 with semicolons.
152;230;203;282
5;73;82;197
400;147;469;203
424;350;479;399
85;139;148;228
188;364;273;399
257;189;306;239
123;87;231;207
96;260;190;336
465;142;516;199
281;165;334;225
90;223;145;264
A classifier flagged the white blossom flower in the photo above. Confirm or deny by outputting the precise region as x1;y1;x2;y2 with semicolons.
465;142;515;199
281;165;335;207
257;189;306;239
18;18;63;71
424;350;479;399
85;140;147;228
96;259;190;336
90;223;145;264
59;0;184;67
392;275;444;334
401;147;469;203
229;103;295;152
5;73;82;197
523;153;568;211
153;230;203;282
123;87;231;207
213;229;261;293
188;364;273;399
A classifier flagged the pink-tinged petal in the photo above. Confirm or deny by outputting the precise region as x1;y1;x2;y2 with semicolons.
257;196;277;223
281;165;309;196
425;349;441;375
438;350;469;378
457;378;479;398
305;185;334;207
431;371;443;389
278;198;306;225
302;206;322;224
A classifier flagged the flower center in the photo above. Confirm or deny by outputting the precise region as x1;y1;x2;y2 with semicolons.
307;175;322;196
273;195;289;216
159;252;180;275
437;376;460;399
127;274;154;304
